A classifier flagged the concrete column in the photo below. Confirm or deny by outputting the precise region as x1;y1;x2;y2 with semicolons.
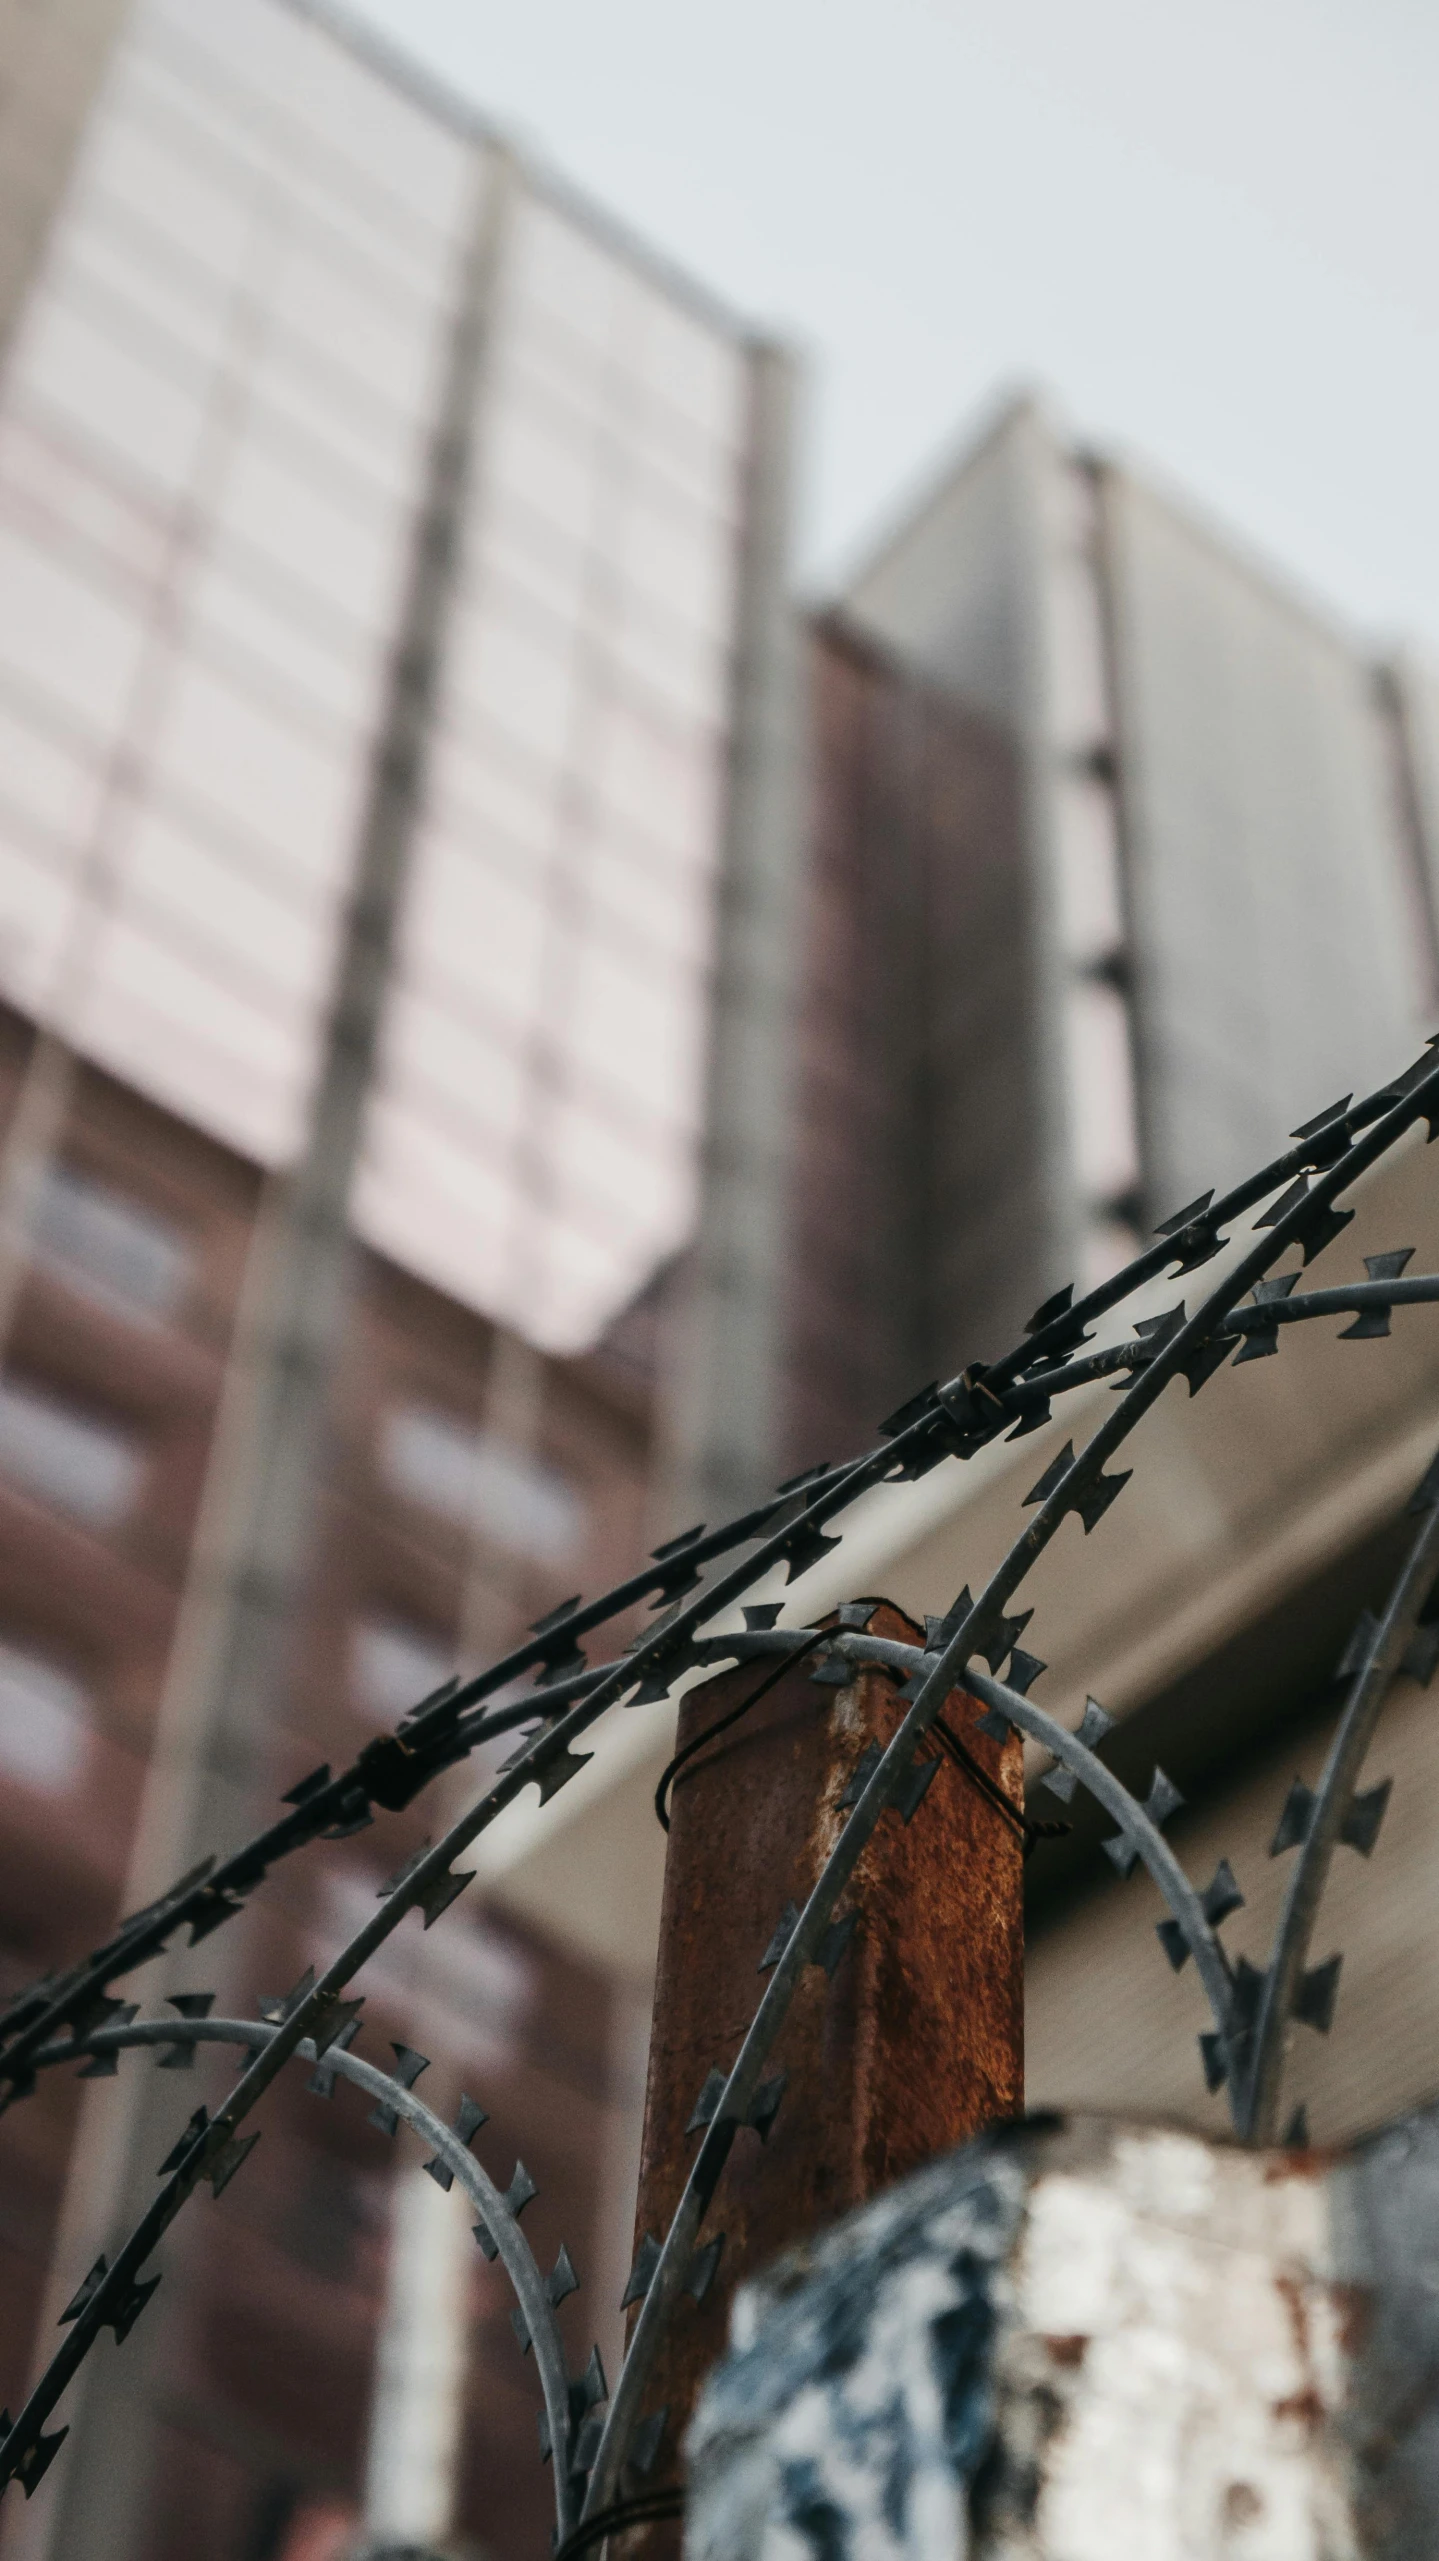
662;343;806;1529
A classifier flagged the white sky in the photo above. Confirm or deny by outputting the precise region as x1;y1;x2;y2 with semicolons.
353;0;1439;649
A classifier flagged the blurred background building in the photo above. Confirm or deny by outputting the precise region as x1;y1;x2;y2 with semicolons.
3;2;1439;2559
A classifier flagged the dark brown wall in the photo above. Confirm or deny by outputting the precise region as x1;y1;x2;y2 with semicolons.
0;1002;651;2561
782;616;1035;1474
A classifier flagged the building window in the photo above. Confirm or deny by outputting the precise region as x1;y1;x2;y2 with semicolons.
350;1613;454;1725
32;1162;193;1321
0;1377;143;1526
0;1640;89;1791
379;1403;584;1564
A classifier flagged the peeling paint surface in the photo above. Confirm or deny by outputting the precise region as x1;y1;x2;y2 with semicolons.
686;2111;1439;2561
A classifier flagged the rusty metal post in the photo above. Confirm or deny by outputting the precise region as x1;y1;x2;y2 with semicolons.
621;1599;1024;2540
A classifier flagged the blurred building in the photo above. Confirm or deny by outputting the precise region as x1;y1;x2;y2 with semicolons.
6;1;1439;2554
762;396;1439;1481
0;1;796;2556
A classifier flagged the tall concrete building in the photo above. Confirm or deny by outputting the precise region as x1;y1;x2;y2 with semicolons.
0;3;798;2556
769;396;1439;1476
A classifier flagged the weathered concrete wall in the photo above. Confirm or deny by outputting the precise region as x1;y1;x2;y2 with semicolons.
687;2106;1439;2559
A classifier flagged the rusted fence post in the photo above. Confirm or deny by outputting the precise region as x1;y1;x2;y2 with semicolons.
619;1599;1024;2546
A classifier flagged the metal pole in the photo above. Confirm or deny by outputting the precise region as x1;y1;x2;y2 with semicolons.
618;1601;1024;2550
13;139;519;2561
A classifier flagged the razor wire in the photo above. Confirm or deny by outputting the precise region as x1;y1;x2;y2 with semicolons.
4;1039;1439;2530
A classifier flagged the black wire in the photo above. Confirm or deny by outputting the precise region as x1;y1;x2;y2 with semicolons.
929;1715;1069;1861
653;1633;830;1831
555;2486;684;2557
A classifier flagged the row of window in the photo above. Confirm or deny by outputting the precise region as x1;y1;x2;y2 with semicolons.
0;1160;587;1556
0;1595;522;1800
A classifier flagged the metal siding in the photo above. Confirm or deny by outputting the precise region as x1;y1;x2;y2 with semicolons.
1103;471;1428;1217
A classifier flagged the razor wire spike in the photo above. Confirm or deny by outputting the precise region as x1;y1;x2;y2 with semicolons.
1336;1611;1381;1681
748;2070;788;2141
78;2048;119;2079
782;1522;844;1581
280;1764;331;1807
1132;1303;1187;1352
1341;1778;1393;1856
1040;1756;1078;1804
686;2068;728;2135
1155;1191;1214;1237
423;2094;487;2192
580;2343;608;2407
414;1865;474;1927
1024;1443;1075;1508
1200;1858;1245;1926
511;2304;532;2357
1071;1468;1134;1534
894;1755;941;1823
187;1888;246;1945
1155;1918;1190;1973
1026;1282;1075;1331
759;1902;800;1971
1231;1954;1268;2026
1004;1647;1047;1695
1006;1398;1052;1439
305;1993;365;2056
530;1594;583;1636
817;1909;859;1976
742;1602;783;1630
1402;1623;1439;1684
376;1847;429;1901
471;2219;498;2263
1294;1954;1343;2034
167;1992;215;2019
1076;1697;1116;1750
305;2016;360;2099
157;2106;209;2174
546;2245;580;2309
1144;1768;1185;1829
537;1745;595;1805
368;2044;430;2137
538;2407;553;2464
980;1605;1033;1672
572;2411;606;2471
1284;2104;1311;2148
1101;1832;1140;1880
685;2235;725;2304
1409;1449;1439;1513
1256;1173;1310;1228
1198;2033;1229;2093
1270;1777;1316;1855
207;2131;260;2197
1367;1248;1413;1279
1291;1095;1353;1146
975;1705;1016;1741
810;1650;851;1688
1296;1202;1355;1264
58;2257;108;2325
107;2270;161;2345
622;2232;662;2309
628;2408;669;2477
503;2161;538;2219
13;2424;67;2498
1178;1336;1233;1394
840;1743;885;1808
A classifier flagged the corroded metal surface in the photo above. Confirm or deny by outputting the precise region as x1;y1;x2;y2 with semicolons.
623;1603;1023;2543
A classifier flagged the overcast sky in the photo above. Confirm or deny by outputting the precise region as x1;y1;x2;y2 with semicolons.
354;0;1439;649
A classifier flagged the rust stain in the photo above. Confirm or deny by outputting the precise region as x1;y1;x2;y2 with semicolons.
1042;2334;1089;2368
618;1601;1024;2556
